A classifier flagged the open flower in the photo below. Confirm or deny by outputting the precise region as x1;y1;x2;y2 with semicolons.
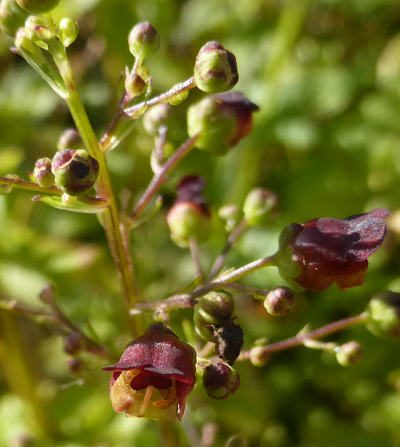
103;323;196;422
276;209;389;291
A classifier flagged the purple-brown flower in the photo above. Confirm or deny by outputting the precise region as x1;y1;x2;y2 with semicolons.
103;323;196;421
276;209;389;291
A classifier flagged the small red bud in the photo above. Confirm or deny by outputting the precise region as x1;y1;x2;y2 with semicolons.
263;287;294;316
202;362;240;399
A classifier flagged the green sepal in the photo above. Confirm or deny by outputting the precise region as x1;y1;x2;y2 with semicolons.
33;194;108;214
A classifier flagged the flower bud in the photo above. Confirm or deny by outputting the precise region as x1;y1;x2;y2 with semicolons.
128;22;160;62
125;70;146;100
249;346;269;367
143;104;174;136
336;341;362;366
275;209;389;292
202;362;240;399
243;188;278;227
214;320;244;365
194;41;238;93
187;92;258;156
264;287;294;316
57;128;82;151
167;175;211;247
367;291;400;338
63;332;85;355
16;0;59;13
33;157;54;188
0;0;28;37
218;204;240;231
51;149;99;195
194;291;234;341
59;17;78;48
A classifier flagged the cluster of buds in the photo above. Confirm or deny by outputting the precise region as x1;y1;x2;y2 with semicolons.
275;209;389;292
167;175;211;247
187;91;259;156
32;140;99;195
103;323;196;422
194;291;243;365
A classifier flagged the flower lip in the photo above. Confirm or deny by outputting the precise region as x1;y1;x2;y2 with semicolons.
290;208;390;291
103;323;196;421
276;209;390;292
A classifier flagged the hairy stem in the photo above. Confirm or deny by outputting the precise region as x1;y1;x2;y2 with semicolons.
239;312;369;359
53;47;142;335
207;219;248;281
0;176;62;195
130;135;199;220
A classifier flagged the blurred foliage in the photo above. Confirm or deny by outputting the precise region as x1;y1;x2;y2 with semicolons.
1;0;400;446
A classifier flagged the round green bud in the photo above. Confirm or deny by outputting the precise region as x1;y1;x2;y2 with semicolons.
167;201;211;247
51;149;99;195
194;41;238;93
143;103;174;136
0;0;28;37
336;341;362;366
33;157;54;188
59;17;78;48
264;286;294;316
128;21;160;62
16;0;59;14
243;188;278;227
249;346;269;367
187;92;258;156
125;70;146;99
202;362;240;399
194;291;234;341
57;128;82;151
366;291;400;338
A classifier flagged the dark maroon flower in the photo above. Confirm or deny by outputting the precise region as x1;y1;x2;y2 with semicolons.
276;209;390;291
103;323;196;421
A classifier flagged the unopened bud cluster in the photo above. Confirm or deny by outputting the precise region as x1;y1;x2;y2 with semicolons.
194;291;243;365
32;142;99;195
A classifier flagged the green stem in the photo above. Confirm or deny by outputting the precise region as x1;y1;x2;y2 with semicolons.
0;176;62;195
240;312;369;359
53;47;142;335
130;135;199;220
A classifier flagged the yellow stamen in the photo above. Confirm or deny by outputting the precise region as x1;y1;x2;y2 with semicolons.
153;380;177;409
138;385;154;417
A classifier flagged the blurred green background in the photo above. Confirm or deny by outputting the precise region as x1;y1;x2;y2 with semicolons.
1;0;400;446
